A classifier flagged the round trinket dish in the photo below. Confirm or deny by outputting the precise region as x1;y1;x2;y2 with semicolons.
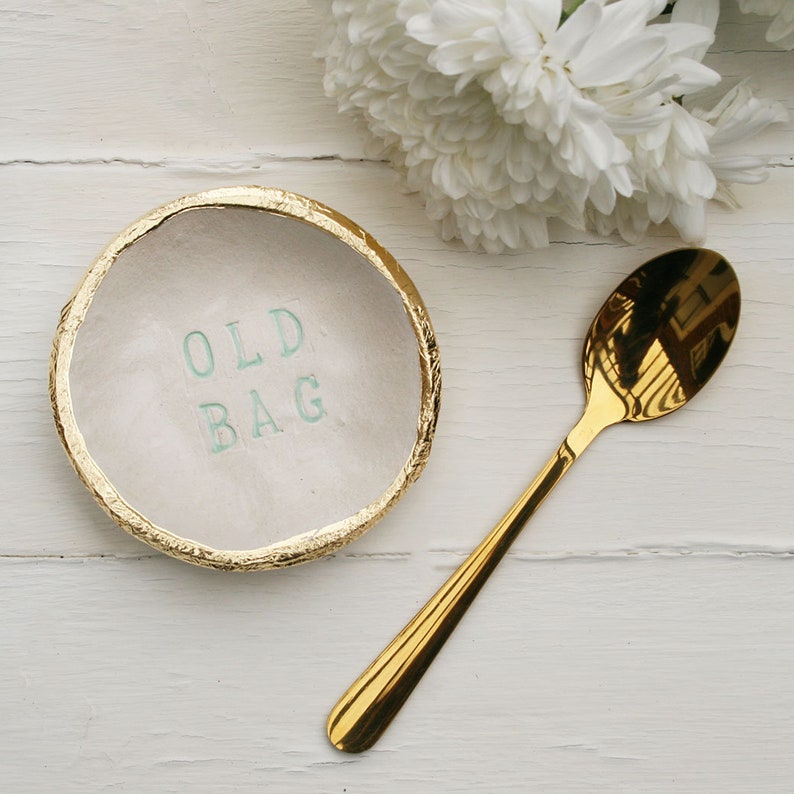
50;187;440;570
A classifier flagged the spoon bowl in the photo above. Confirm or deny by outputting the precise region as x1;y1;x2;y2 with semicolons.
327;248;740;753
584;248;740;423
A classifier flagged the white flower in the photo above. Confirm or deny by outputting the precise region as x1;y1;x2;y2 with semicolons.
587;82;787;242
695;80;790;206
586;101;715;244
314;0;785;250
738;0;794;49
587;1;788;242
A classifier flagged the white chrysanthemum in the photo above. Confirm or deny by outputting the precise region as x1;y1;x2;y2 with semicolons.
696;80;790;206
587;82;788;242
586;101;715;243
586;1;788;242
314;0;784;250
738;0;794;49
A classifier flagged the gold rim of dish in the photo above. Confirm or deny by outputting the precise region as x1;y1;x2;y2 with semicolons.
49;186;441;571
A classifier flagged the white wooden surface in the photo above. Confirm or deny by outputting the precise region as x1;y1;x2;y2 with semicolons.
2;2;793;791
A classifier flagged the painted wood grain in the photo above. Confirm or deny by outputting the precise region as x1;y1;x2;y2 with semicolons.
1;2;791;164
2;162;792;558
2;1;793;791
2;554;794;792
0;0;366;163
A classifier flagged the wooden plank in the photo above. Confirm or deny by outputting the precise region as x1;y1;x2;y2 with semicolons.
2;3;794;791
0;0;365;162
1;553;793;791
1;161;792;558
2;2;791;164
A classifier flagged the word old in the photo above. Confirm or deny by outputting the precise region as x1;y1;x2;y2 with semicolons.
182;308;325;453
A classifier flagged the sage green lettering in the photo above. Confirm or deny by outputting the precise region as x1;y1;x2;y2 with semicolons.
250;389;282;437
226;321;263;370
183;331;214;378
270;308;303;358
199;402;238;453
295;376;325;423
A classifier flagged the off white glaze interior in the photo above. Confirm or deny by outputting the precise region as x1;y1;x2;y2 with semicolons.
68;206;422;551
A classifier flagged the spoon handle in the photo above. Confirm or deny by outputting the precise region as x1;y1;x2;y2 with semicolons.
327;413;603;753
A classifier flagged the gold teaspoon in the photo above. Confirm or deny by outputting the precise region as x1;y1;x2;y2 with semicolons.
327;248;741;753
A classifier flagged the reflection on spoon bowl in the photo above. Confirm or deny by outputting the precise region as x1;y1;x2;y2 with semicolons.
585;248;740;422
327;247;740;753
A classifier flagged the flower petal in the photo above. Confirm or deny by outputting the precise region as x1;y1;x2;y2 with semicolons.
653;21;716;59
572;32;668;86
499;1;544;58
670;0;720;32
546;2;603;61
511;0;562;42
664;58;722;95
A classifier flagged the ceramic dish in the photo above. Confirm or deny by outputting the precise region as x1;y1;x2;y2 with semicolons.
50;187;440;570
